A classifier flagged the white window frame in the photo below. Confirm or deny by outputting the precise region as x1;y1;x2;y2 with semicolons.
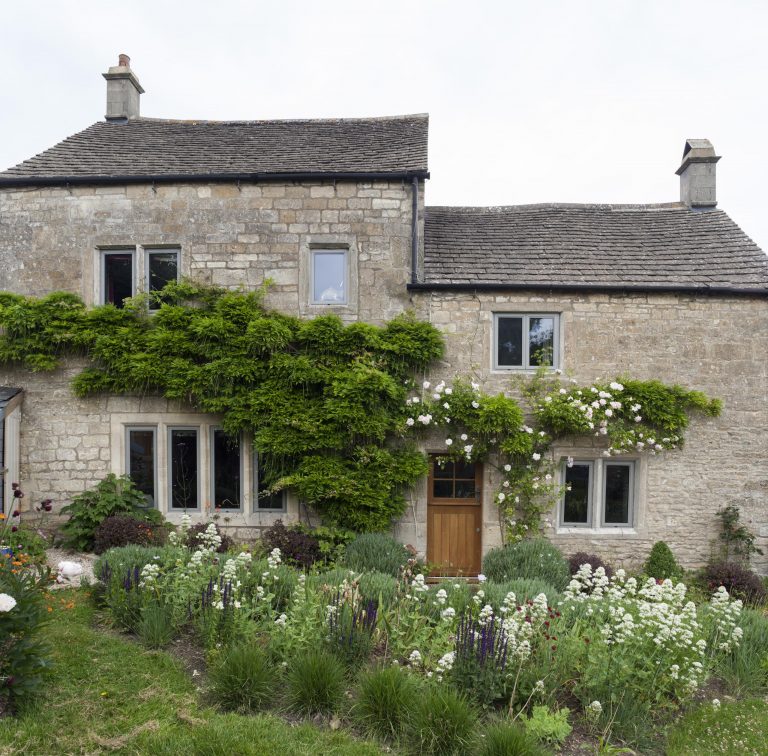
125;425;158;508
493;313;560;370
559;457;636;529
145;247;180;309
252;450;286;513
210;427;243;512
167;426;202;512
101;248;136;306
310;249;349;305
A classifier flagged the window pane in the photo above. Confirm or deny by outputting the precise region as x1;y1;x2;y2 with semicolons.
497;317;523;366
170;429;198;509
563;464;591;523
454;460;476;480
454;480;477;498
529;317;555;367
433;480;453;498
128;429;155;506
104;253;133;307
433;460;453;479
313;251;346;303
147;251;179;302
604;465;631;524
254;453;284;510
212;430;240;509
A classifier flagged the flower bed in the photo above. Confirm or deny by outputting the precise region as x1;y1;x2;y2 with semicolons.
90;523;754;750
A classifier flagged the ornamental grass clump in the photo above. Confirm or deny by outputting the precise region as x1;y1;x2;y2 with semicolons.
482;539;570;591
208;643;275;712
479;720;550;756
326;586;378;664
353;666;420;741
344;533;410;577
405;686;478;756
287;649;346;715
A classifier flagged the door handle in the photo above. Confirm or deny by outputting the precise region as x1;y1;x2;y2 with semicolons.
476;528;480;533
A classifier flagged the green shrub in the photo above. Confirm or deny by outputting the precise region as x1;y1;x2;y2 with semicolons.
306;567;357;592
405;686;478;755
522;706;572;746
287;650;346;715
479;721;550;756
6;526;48;564
344;533;410;577
358;570;399;607
353;666;420;740
60;474;161;551
482;578;560;609
482;539;570;591
643;541;683;581
208;643;275;712
137;602;175;649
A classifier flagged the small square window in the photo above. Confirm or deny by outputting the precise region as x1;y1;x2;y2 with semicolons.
494;313;559;369
311;250;347;304
253;452;285;512
103;250;135;307
146;249;179;308
560;459;635;528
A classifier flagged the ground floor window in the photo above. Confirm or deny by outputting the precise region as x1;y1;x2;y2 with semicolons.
126;427;156;506
253;452;285;512
211;428;241;510
560;458;635;528
169;427;200;510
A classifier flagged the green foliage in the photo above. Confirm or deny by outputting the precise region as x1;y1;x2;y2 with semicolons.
479;720;550;756
713;608;768;694
60;474;160;551
482;539;570;591
344;532;410;577
715;504;763;565
358;570;399;607
522;706;572;746
353;666;420;740
137;602;175;649
286;650;346;715
405;685;479;755
0;564;52;712
643;541;683;581
6;526;49;564
208;643;275;712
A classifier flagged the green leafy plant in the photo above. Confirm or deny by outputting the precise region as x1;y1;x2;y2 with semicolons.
522;705;572;746
353;666;420;740
643;541;683;581
59;474;161;551
715;504;763;565
208;643;275;712
286;650;346;715
344;533;410;577
479;720;550;756
482;539;570;591
405;685;479;755
137;601;175;649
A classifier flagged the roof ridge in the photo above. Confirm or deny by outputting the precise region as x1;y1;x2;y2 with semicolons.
427;202;689;212
130;113;429;125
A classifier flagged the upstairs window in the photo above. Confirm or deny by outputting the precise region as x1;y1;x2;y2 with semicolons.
103;250;134;307
561;458;635;528
311;249;347;304
146;249;180;308
494;313;559;369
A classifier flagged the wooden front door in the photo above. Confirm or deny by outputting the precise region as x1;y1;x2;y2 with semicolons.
427;456;482;576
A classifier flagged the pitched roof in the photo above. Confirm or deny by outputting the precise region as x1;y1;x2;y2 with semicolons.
0;115;429;184
421;204;768;293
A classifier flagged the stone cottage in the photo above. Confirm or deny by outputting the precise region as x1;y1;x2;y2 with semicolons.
1;57;767;573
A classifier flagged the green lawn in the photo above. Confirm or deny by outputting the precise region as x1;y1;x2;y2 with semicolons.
0;591;383;755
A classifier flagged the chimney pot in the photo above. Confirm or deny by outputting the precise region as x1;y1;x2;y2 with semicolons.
102;54;144;121
675;139;720;209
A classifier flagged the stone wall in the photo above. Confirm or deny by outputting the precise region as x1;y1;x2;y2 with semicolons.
406;289;768;573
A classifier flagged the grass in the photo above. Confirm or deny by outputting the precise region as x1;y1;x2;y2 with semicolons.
0;590;382;755
666;698;768;755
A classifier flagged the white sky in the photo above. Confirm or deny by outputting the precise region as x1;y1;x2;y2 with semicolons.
3;0;768;250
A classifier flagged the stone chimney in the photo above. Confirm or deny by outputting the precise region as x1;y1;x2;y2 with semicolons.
675;139;720;208
102;54;144;121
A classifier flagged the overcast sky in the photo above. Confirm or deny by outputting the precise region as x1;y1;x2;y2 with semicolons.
3;1;768;250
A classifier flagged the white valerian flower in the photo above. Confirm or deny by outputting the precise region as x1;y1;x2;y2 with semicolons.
604;408;613;417
471;401;480;409
544;396;552;403
406;417;415;426
0;593;17;612
532;452;541;461
274;613;288;628
634;415;642;423
587;700;603;715
445;438;453;446
423;381;431;389
477;573;487;583
408;649;422;664
443;402;450;409
712;698;721;709
441;607;456;620
433;393;441;400
609;382;624;391
534;679;546;693
559;388;567;394
412;396;420;404
445;387;453;395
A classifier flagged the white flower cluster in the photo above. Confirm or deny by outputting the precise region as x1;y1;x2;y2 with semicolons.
267;547;282;570
709;585;743;652
139;562;160;587
168;512;193;546
198;523;222;552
